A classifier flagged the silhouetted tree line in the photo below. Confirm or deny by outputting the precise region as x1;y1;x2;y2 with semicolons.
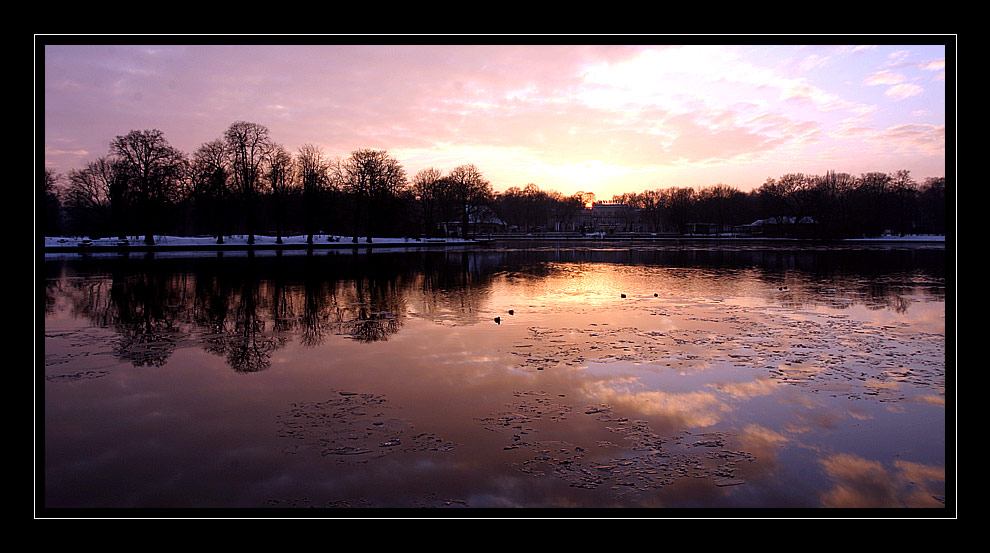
42;122;947;241
608;171;946;238
482;171;945;238
494;183;585;232
44;122;497;244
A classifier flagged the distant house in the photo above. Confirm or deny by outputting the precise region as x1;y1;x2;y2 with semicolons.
576;200;642;233
736;216;819;237
439;206;508;237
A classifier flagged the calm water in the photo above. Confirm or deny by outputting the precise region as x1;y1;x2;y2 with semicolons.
41;241;950;514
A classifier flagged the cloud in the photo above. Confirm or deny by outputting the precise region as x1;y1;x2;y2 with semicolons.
831;125;875;139
710;377;780;399
796;54;830;73
658;113;787;165
735;424;790;461
864;69;928;101
885;83;924;100
920;59;946;71
885;50;911;66
585;382;730;428
868;123;944;155
865;70;905;86
818;453;944;508
45;146;89;157
580;45;865;116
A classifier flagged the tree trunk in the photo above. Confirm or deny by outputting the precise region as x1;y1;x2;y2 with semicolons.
352;197;362;243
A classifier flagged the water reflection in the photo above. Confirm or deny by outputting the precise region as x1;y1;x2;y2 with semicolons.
819;453;946;508
42;243;947;510
45;244;944;373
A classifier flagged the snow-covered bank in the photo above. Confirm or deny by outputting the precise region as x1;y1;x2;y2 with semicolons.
842;234;945;242
44;234;480;250
42;233;946;252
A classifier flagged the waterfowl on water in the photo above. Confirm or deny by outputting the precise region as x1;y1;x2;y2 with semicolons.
494;317;501;324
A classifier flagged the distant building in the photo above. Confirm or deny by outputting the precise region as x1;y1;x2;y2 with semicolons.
576;200;641;233
439;206;507;237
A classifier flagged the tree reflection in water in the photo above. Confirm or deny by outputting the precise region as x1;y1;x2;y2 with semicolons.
106;253;180;367
44;243;944;373
42;242;948;510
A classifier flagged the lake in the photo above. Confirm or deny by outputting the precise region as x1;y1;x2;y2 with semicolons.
40;241;950;515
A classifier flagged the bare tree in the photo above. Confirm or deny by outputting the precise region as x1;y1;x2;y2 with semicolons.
264;143;294;244
191;139;231;244
855;171;894;236
296;144;331;244
110;129;187;245
412;167;447;237
548;189;583;232
344;149;373;243
447;164;492;239
918;176;946;234
43;168;63;236
224;121;272;245
369;152;407;239
889;169;919;235
661;187;695;234
638;189;664;232
758;173;814;222
494;184;580;233
65;157;128;236
807;171;857;238
344;149;407;243
323;156;345;238
697;184;741;234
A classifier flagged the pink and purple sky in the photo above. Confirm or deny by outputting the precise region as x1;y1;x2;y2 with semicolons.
42;40;949;200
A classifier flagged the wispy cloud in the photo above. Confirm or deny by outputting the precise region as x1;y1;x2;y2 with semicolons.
796;54;831;73
885;83;925;100
868;123;945;155
865;70;906;86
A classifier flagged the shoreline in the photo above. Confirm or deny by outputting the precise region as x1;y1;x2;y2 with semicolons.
42;235;481;253
42;241;484;254
42;233;946;254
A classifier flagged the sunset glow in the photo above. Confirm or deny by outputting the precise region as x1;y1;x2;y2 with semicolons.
42;39;950;200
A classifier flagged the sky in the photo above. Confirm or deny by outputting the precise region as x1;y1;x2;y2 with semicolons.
41;38;950;201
